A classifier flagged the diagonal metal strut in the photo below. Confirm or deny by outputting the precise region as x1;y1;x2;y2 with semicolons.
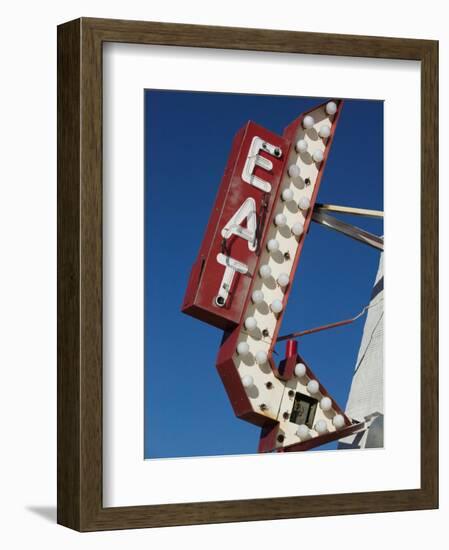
312;210;384;251
277;304;370;342
314;203;384;219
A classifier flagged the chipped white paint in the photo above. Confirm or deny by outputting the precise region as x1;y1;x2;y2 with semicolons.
242;136;280;192
215;254;249;307
221;197;258;251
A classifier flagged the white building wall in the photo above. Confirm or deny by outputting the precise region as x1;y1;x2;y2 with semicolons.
339;253;384;449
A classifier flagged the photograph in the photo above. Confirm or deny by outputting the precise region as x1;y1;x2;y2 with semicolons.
144;90;384;459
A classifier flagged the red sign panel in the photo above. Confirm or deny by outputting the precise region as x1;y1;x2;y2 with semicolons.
182;100;353;452
182;121;289;330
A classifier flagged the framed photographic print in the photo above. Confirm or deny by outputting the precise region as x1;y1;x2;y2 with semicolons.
57;17;438;531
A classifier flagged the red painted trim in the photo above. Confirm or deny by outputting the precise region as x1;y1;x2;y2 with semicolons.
277;354;296;381
258;422;280;453
285;339;297;358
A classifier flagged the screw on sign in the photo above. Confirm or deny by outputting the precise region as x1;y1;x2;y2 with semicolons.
182;100;364;452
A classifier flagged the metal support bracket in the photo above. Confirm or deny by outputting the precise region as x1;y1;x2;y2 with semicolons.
312;210;384;251
315;203;384;219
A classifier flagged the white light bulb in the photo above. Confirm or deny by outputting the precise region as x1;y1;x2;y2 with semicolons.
326;101;337;115
315;419;328;434
320;397;332;411
282;188;294;202
291;222;304;237
296;424;310;440
251;289;264;304
244;317;257;331
241;375;254;388
288;164;301;179
274;213;287;227
270;299;283;314
237;341;250;356
277;273;289;287
267;239;280;252
318;125;331;139
294;363;306;377
295;139;308;153
312;149;324;163
307;379;319;394
255;350;268;365
303;115;315;129
333;414;345;429
259;264;272;279
298;196;311;211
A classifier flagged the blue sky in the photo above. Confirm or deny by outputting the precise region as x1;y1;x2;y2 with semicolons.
144;90;383;459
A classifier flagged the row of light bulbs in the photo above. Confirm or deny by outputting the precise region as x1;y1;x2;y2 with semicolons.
292;363;342;431
272;140;315;247
264;189;307;290
272;206;306;244
239;118;317;349
236;101;341;442
285;104;340;441
270;104;337;257
292;144;324;165
266;228;304;253
280;186;311;213
241;242;291;330
303;101;338;130
238;355;345;431
237;342;268;365
245;107;338;326
296;411;345;441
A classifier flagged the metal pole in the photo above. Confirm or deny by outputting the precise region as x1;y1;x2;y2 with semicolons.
312;211;384;251
277;305;368;342
315;203;384;219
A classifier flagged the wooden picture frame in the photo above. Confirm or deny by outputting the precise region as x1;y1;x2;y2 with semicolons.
57;17;438;531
